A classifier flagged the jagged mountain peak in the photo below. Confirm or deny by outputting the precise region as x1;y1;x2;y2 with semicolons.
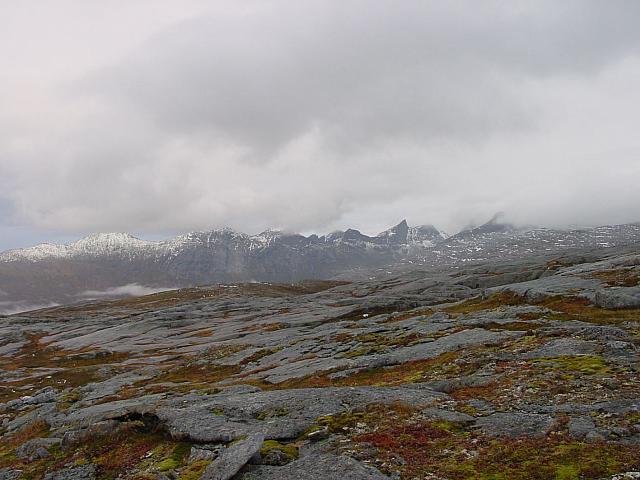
377;220;409;244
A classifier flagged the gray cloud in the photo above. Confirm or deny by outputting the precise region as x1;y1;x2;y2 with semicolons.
1;0;640;249
86;1;640;152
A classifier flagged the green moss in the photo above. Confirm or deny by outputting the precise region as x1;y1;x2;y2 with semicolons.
156;442;191;472
555;464;580;480
178;460;210;480
156;457;179;471
210;408;225;416
317;411;367;433
456;403;480;417
431;420;463;433
298;424;323;440
531;355;613;375
259;440;299;460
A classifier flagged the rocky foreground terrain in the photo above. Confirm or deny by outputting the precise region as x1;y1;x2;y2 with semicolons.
1;244;640;479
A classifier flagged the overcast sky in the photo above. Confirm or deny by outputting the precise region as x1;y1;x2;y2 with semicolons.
1;0;639;251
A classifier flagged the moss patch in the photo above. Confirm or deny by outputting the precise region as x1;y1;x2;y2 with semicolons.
155;442;191;472
259;440;299;460
177;460;210;480
443;292;527;315
530;355;614;375
344;404;640;480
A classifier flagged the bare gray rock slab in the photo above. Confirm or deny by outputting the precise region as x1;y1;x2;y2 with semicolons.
158;385;446;442
522;338;599;358
200;434;264;480
475;412;554;438
238;454;390;479
594;287;640;309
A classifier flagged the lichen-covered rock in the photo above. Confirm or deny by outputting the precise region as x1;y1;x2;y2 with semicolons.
15;437;61;462
43;464;96;480
594;288;640;309
189;445;223;462
522;338;599;358
156;385;446;442
0;469;22;480
5;387;59;410
61;420;120;448
475;412;554;438
567;416;596;439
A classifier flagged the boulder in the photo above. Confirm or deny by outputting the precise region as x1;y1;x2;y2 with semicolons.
567;416;596;439
475;412;554;438
239;454;390;479
594;288;640;309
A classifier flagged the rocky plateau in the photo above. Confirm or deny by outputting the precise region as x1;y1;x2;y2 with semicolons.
1;243;640;479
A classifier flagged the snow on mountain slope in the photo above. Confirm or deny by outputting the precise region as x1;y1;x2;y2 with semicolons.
0;233;158;262
2;220;640;265
0;221;446;262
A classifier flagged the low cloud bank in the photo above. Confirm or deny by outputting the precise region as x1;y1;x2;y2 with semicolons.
0;284;175;314
77;283;175;299
0;301;59;315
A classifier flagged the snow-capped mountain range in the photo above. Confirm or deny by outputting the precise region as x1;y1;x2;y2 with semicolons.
1;218;639;314
0;221;443;263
